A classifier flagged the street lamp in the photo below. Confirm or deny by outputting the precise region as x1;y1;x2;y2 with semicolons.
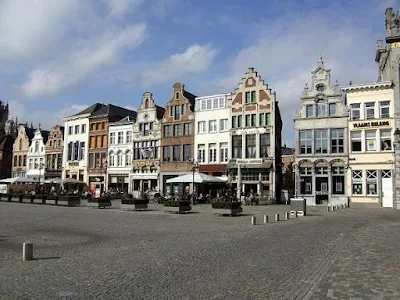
192;160;198;205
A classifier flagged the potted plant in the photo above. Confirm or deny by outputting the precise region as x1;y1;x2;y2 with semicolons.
46;194;58;205
87;196;112;209
212;201;242;216
57;194;81;207
121;195;149;211
163;200;191;214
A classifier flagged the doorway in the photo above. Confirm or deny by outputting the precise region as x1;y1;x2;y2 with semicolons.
381;170;393;207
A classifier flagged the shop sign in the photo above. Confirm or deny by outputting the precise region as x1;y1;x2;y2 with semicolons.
234;127;270;135
353;120;390;129
315;191;329;195
133;160;159;168
68;162;79;167
237;159;263;164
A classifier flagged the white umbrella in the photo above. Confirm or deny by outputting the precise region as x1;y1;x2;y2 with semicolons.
166;172;226;184
63;178;85;184
0;177;39;184
44;177;62;184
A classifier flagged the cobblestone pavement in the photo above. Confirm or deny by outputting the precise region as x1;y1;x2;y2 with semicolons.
1;201;400;299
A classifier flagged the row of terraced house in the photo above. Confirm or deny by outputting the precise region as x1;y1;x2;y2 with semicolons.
9;68;284;201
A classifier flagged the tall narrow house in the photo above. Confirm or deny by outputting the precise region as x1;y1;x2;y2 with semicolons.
294;58;348;206
227;68;283;202
159;82;196;196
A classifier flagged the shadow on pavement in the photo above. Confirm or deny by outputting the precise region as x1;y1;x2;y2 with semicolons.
33;256;61;261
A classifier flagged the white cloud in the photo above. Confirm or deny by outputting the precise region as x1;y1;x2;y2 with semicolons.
107;0;144;16
20;24;147;98
140;44;218;87
217;8;383;145
9;100;91;130
0;0;83;62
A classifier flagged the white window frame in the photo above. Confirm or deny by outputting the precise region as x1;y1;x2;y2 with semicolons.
220;119;228;132
380;130;392;151
117;132;124;144
126;131;133;144
350;104;360;120
198;121;206;134
198;145;205;163
365;130;377;152
352;170;363;195
209;144;217;163
350;131;362;152
220;142;228;163
365;102;375;120
110;132;116;145
209;120;217;133
366;170;377;195
379;101;390;118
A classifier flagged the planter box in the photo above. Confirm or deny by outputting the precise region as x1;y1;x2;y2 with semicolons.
121;203;148;211
12;197;20;202
213;207;243;216
164;206;191;214
22;198;32;203
33;198;44;204
46;199;57;205
87;201;111;209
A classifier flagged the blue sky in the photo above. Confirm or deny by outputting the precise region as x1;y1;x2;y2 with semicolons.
0;0;398;146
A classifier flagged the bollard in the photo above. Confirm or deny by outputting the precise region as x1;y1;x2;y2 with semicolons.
23;242;33;261
251;216;256;225
296;211;304;217
290;210;297;218
327;206;330;212
275;213;280;222
263;215;268;224
285;212;289;220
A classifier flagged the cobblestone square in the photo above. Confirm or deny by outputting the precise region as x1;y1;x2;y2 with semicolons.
1;202;400;299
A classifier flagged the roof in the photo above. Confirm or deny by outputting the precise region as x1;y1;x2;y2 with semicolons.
89;104;137;119
282;147;294;156
68;103;105;118
41;130;50;144
0;135;14;151
341;81;393;92
109;115;135;126
156;105;165;120
183;90;196;107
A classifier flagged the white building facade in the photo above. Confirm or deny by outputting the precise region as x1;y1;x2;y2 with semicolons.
107;116;134;193
194;93;231;179
344;81;395;208
130;92;164;197
62;104;104;183
26;128;48;182
294;58;348;206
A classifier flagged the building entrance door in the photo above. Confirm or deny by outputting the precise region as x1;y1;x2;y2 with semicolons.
381;170;393;208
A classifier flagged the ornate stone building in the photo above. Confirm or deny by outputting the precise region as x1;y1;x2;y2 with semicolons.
88;104;137;194
294;58;348;206
130;92;165;197
159;82;196;196
227;68;282;202
26;127;50;182
12;124;35;177
45;125;64;179
376;7;400;209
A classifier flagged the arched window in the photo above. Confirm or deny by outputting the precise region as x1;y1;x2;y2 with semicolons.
117;151;123;167
109;151;115;167
145;98;150;108
125;150;132;166
19;139;22;151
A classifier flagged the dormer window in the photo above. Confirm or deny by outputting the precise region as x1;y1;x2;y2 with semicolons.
316;103;327;117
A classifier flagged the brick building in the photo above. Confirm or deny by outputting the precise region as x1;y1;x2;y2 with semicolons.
227;68;283;202
88;104;136;194
159;82;196;196
45;125;64;179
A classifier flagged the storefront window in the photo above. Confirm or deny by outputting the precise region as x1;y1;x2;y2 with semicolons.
332;167;345;194
366;170;377;195
352;170;362;194
300;167;312;194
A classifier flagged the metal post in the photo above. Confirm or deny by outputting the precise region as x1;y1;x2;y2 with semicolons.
23;242;33;261
237;163;241;200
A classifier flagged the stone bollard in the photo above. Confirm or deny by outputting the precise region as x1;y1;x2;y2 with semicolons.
285;212;289;220
263;215;268;224
327;206;330;212
290;210;297;218
23;242;33;261
275;213;280;222
251;216;256;225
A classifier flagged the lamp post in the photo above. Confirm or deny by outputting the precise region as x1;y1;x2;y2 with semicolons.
192;160;198;205
394;128;400;209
